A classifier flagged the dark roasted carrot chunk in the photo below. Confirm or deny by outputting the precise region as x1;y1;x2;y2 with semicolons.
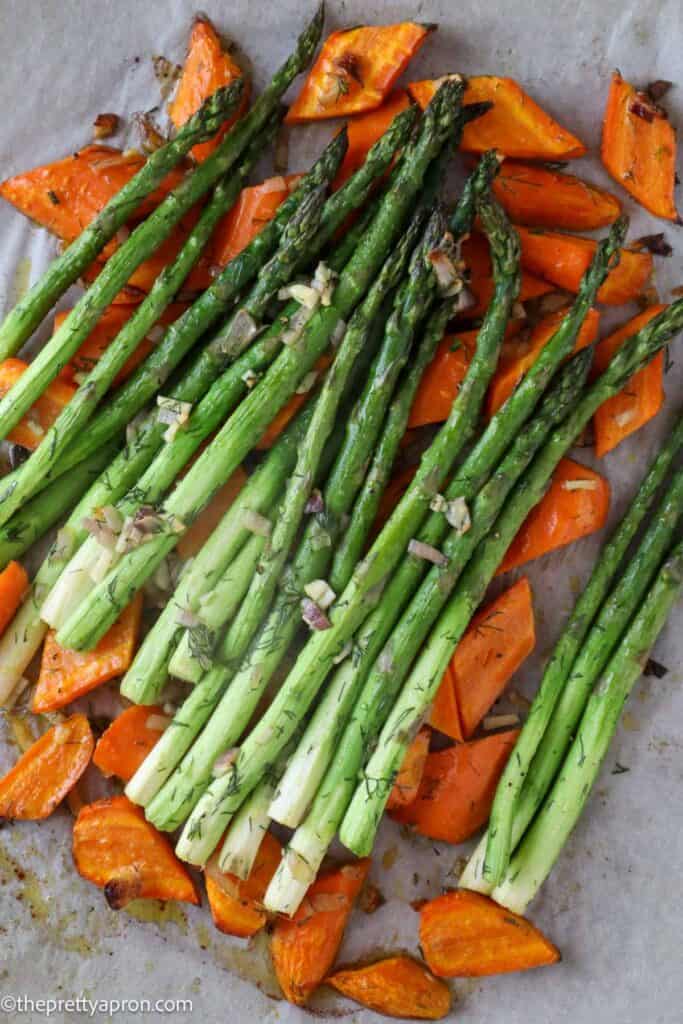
73;795;199;907
205;831;282;938
516;226;653;306
409;76;586;159
92;705;168;781
420;890;560;977
287;24;431;122
327;956;452;1019
33;594;143;712
498;458;610;574
169;16;249;163
430;578;534;741
390;731;520;843
593;306;666;457
601;72;679;221
0;713;93;820
492;160;621;230
271;859;371;1004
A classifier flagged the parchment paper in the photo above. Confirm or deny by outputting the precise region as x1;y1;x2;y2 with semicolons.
0;1;681;1022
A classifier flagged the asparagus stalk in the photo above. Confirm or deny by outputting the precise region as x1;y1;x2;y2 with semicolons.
219;208;441;668
481;458;683;887
338;303;683;856
0;7;325;436
139;212;442;828
0;122;278;528
492;537;683;914
0;81;244;362
56;78;467;653
478;418;683;888
0;442;117;567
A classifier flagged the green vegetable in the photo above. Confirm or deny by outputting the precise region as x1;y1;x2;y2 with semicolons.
338;301;683;856
492;536;683;914
478;417;683;888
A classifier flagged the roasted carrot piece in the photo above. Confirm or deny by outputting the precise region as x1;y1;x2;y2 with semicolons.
271;859;371;1005
486;307;600;418
409;76;586;159
55;302;187;386
601;72;679;221
334;91;412;187
326;956;452;1020
0;560;29;636
33;594;143;713
386;726;431;810
205;831;282;938
390;731;520;843
286;24;431;123
92;705;168;781
177;467;248;559
430;579;535;742
461;233;552;318
256;355;332;450
516;226;653;306
0;713;93;820
169;15;249;163
73;795;200;907
492;160;621;230
593;306;666;457
498;458;610;575
420;890;561;977
0;357;76;451
211;174;302;267
0;145;182;241
409;322;526;430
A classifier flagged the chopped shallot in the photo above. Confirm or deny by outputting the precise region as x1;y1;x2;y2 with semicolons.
241;509;271;537
408;539;448;566
304;579;336;610
562;479;599;491
301;597;332;630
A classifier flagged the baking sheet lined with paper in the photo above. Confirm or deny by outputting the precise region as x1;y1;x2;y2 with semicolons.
0;1;681;1021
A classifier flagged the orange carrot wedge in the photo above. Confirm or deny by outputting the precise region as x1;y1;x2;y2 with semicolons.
286;24;432;123
33;593;143;713
387;726;431;810
334;91;412;187
486;307;600;417
177;467;247;559
516;226;653;305
256;355;332;450
492;160;621;230
73;795;200;907
601;72;679;222
55;302;187;386
169;15;249;163
0;560;29;636
271;859;371;1005
0;713;93;820
389;731;520;843
409;322;526;429
430;578;535;742
0;145;183;241
462;233;553;318
419;890;561;977
409;77;586;159
593;306;666;457
92;705;168;781
0;357;76;451
211;174;302;267
498;458;610;575
205;831;282;938
326;956;452;1020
